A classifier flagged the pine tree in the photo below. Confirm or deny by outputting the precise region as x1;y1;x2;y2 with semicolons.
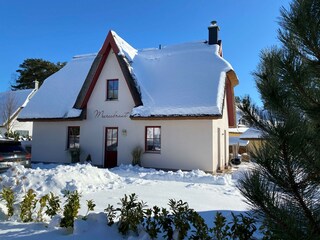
237;0;320;239
11;58;66;90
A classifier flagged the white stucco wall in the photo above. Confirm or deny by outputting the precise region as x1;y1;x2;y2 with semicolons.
32;121;82;163
12;119;33;137
0;117;33;137
211;95;230;171
31;50;230;173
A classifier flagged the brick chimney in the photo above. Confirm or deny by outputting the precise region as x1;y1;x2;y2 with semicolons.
208;20;220;45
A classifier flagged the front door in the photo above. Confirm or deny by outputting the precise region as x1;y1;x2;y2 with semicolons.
105;127;118;168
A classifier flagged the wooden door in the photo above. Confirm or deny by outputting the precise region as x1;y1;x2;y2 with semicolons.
105;127;118;168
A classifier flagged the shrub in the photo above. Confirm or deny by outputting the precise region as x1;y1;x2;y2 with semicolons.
107;194;263;239
169;199;193;239
131;146;143;166
104;193;147;235
143;199;209;239
166;199;209;240
82;199;96;220
117;193;146;235
60;190;81;228
85;154;92;163
45;192;61;218
229;212;257;240
211;212;230;240
20;189;37;222
1;187;15;218
188;210;209;240
69;148;80;163
105;204;117;226
143;206;162;239
36;194;49;222
157;207;174;239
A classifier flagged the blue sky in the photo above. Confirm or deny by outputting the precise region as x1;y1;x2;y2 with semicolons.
0;0;290;105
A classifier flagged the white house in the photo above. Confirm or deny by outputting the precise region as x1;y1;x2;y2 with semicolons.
0;88;37;138
19;22;239;173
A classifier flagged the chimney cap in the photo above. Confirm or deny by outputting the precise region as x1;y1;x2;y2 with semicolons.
208;20;220;30
211;20;217;26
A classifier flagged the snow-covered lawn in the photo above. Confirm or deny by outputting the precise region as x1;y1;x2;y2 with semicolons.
0;163;251;239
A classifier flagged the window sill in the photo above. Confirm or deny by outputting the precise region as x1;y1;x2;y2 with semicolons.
144;151;161;154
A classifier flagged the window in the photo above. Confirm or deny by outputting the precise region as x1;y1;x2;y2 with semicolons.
106;79;119;100
106;128;118;151
67;127;80;149
14;130;29;137
145;127;161;152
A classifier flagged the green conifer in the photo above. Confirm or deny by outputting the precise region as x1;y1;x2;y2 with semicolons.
238;0;320;239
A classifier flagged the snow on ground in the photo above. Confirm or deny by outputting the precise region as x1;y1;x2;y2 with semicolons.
0;163;251;239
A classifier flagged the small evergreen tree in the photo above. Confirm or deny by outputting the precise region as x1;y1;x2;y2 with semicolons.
237;0;320;239
20;189;37;222
60;190;81;228
0;187;15;218
11;58;66;90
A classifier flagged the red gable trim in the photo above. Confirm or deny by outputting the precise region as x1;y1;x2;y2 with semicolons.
80;31;120;109
226;78;235;127
226;70;238;128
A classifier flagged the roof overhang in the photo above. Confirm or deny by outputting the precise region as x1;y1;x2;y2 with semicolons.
226;70;239;87
130;114;222;120
18;116;84;122
18;109;86;122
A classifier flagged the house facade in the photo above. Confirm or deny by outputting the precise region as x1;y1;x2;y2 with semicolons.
19;23;238;173
229;108;249;160
240;128;264;158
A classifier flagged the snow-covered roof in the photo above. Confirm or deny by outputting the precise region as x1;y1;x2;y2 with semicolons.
0;89;35;125
112;32;234;117
229;136;249;146
239;128;263;140
19;54;96;119
229;127;249;134
20;30;236;120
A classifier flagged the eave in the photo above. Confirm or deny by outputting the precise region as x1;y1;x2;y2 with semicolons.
17;116;84;122
130;114;222;120
18;109;86;122
226;70;239;87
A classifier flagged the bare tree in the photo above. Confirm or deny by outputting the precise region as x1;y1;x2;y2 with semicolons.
1;92;18;134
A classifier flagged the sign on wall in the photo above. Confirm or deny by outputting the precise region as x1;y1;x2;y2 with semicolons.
94;110;130;119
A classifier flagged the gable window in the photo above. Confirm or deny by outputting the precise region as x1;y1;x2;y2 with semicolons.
106;79;119;100
67;126;80;149
145;126;161;152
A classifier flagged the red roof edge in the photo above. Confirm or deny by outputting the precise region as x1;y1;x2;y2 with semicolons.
226;70;239;128
98;30;120;55
79;31;120;109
